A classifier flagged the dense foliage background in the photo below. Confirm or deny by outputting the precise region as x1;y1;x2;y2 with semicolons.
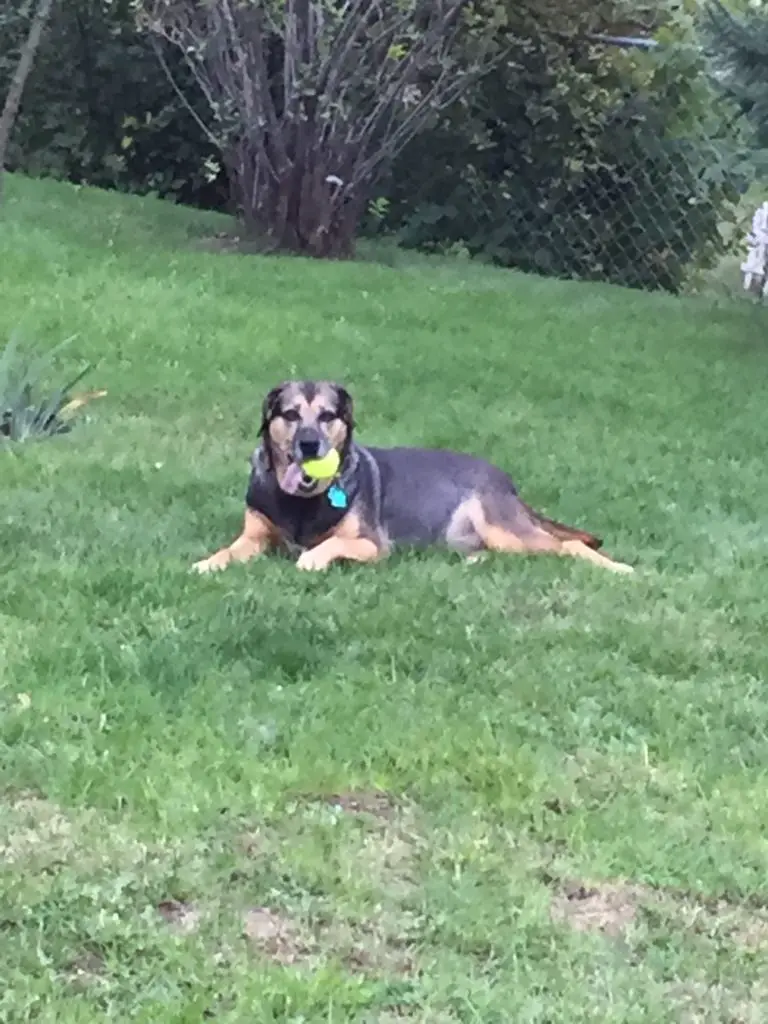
0;0;757;290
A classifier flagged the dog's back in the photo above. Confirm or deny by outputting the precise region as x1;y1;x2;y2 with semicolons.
361;445;518;548
361;444;603;554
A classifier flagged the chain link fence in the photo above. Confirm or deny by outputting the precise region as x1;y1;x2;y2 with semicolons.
381;32;766;301
510;35;764;300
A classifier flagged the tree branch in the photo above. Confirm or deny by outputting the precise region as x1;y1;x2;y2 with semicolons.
149;35;221;148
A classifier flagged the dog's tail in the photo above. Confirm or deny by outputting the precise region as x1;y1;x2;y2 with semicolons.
520;500;603;551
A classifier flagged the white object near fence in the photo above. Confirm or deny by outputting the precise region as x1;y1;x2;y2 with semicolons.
741;201;768;299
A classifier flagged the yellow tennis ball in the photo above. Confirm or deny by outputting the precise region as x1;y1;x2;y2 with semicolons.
302;448;341;479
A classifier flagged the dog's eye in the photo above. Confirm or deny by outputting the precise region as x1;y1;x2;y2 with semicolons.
281;409;301;422
318;411;337;423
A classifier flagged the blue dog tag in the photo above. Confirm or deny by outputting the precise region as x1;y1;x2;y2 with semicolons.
328;484;348;509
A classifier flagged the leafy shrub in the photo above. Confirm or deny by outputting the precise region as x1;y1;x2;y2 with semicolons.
701;0;768;152
376;1;750;291
0;0;226;208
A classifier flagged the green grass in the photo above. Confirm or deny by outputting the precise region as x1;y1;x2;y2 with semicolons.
2;172;768;1023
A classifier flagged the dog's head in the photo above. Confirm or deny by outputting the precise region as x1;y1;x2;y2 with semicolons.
258;379;355;496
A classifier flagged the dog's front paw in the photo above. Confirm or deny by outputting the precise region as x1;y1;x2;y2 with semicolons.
191;551;230;574
611;560;635;575
465;552;488;565
296;548;332;572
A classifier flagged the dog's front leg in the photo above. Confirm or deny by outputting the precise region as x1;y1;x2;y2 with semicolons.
296;536;380;572
192;508;275;574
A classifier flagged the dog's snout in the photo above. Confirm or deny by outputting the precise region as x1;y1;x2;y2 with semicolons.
295;428;321;459
299;438;320;458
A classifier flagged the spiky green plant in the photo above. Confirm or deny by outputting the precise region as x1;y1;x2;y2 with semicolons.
0;333;104;443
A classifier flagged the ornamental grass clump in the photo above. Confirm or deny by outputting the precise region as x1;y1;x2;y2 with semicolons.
0;333;105;443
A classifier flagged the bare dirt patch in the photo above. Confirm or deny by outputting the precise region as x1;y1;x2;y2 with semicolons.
550;877;768;952
157;898;204;935
239;902;419;976
0;796;78;864
671;895;768;953
63;950;107;990
550;877;768;1020
550;880;643;938
365;1015;460;1024
315;789;400;821
323;910;419;977
1;794;169;876
344;939;416;978
242;906;316;965
733;913;768;951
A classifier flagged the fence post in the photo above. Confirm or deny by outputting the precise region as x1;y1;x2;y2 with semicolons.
741;202;768;299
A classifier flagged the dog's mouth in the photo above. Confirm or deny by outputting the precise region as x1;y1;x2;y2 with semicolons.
280;461;320;496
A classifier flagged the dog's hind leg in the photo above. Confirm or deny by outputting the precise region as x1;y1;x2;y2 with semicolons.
445;497;488;557
557;538;634;574
518;499;603;551
473;495;634;574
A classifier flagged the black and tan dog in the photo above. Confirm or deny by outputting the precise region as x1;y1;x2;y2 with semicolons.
192;380;634;575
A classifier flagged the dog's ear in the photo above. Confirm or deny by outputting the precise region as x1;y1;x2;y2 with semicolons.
335;385;355;431
258;385;284;437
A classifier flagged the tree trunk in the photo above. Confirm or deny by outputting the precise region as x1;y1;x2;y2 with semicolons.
229;142;365;259
0;0;56;206
142;0;477;263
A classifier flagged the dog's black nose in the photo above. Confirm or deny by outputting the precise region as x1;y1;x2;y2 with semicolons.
298;438;320;458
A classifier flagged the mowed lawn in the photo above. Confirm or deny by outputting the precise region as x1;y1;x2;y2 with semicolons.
1;173;768;1022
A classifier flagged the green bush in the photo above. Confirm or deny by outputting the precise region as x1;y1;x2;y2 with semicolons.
0;0;226;208
376;2;749;291
702;0;768;152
